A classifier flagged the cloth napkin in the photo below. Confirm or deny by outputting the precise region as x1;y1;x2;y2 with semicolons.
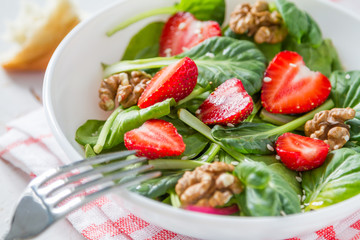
2;109;360;240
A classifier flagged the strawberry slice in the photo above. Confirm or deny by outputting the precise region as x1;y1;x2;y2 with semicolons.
196;78;254;125
124;119;186;159
159;12;221;57
138;57;198;109
261;51;331;114
275;132;330;171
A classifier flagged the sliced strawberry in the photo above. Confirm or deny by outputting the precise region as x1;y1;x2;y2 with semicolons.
138;57;197;109
159;12;222;57
124;119;185;159
196;78;254;125
261;51;331;114
275;132;330;171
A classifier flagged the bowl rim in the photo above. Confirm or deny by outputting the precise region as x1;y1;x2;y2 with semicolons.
43;0;360;238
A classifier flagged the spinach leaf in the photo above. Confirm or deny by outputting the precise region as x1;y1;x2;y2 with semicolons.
106;98;176;149
181;133;209;159
75;120;105;146
105;37;267;96
223;27;281;62
302;148;360;210
247;155;281;166
343;141;360;153
107;0;225;36
330;71;360;141
275;0;322;46
129;173;183;198
85;144;96;158
212;122;279;154
161;116;197;136
179;37;266;94
76;98;175;152
122;22;165;60
177;91;210;113
176;0;225;25
235;160;301;216
283;38;343;77
212;100;334;154
161;116;210;159
275;0;308;43
94;107;124;153
301;13;322;47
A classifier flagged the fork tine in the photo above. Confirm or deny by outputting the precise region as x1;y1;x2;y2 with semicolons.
53;171;161;218
40;157;147;196
46;164;154;207
34;150;137;187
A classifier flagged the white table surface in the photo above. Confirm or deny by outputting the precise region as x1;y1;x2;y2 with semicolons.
0;1;115;239
0;0;360;240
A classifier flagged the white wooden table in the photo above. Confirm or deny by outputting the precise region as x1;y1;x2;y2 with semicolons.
0;1;114;239
0;0;359;239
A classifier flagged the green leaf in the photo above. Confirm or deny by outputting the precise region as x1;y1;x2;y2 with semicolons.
149;159;205;170
275;0;309;44
176;0;225;25
343;141;360;153
301;13;322;47
181;133;209;159
178;108;246;161
162;115;210;159
75;120;105;146
94;107;123;153
302;148;360;210
178;37;266;95
105;37;267;96
235;160;301;216
330;71;360;141
276;0;322;46
106;98;176;149
129;173;183;198
283;38;343;77
176;90;210;113
212;122;279;154
223;27;281;62
122;22;165;60
212;100;334;155
85;144;96;158
160;116;197;136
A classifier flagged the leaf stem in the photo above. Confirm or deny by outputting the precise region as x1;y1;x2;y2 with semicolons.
169;190;181;208
196;143;221;162
104;57;177;78
266;99;334;136
149;159;205;170
260;108;297;126
106;6;178;36
245;99;262;122
177;87;207;106
94;107;123;153
178;108;246;161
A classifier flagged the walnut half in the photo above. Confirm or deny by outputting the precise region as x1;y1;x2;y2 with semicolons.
229;1;287;44
305;108;356;150
175;162;243;208
98;71;151;111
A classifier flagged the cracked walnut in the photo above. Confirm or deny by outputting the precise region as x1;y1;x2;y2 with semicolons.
175;162;243;208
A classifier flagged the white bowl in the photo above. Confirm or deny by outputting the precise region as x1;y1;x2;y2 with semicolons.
43;0;360;239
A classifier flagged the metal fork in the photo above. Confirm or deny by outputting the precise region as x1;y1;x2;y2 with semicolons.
4;150;160;240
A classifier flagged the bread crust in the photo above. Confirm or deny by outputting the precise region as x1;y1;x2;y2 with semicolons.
2;0;80;71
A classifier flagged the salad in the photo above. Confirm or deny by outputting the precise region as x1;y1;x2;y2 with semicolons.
75;0;360;217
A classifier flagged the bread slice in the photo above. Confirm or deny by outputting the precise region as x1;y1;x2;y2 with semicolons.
2;0;80;71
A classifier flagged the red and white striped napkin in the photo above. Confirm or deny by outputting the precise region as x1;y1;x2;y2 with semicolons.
2;109;360;240
1;1;360;239
0;108;196;240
